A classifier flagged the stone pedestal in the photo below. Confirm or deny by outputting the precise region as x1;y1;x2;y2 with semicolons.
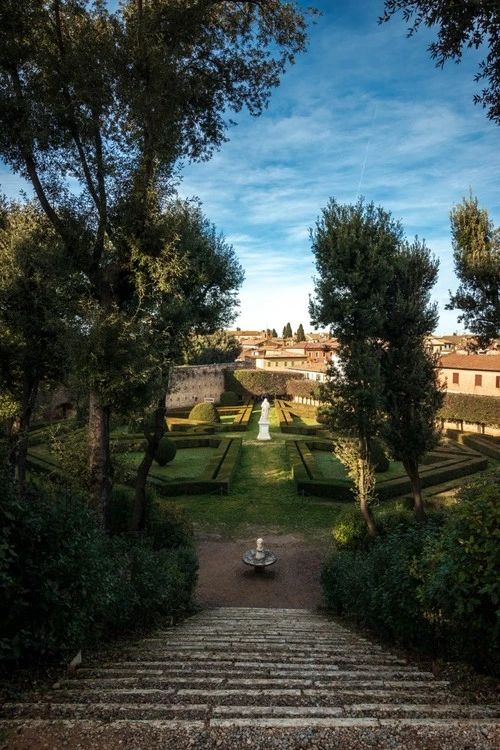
257;417;271;441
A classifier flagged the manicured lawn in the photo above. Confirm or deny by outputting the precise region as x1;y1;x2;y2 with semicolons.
165;407;344;540
116;447;216;480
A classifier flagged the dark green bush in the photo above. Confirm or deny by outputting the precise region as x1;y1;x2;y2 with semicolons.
369;439;390;472
322;486;499;675
219;390;238;406
417;472;500;672
155;437;177;466
0;482;197;669
331;506;369;551
189;401;220;423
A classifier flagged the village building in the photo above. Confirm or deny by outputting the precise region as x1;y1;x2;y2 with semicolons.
440;352;500;397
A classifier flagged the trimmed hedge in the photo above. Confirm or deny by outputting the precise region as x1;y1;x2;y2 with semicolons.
287;440;488;501
286;378;321;400
219;390;238;406
225;369;297;397
439;392;500;427
189;402;220;423
145;438;242;496
275;399;320;436
155;437;177;466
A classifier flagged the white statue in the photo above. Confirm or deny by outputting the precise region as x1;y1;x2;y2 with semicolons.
255;538;264;560
260;398;270;421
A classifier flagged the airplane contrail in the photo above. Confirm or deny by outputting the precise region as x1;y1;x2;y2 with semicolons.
356;104;378;201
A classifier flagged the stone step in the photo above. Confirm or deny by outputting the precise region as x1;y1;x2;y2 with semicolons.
2;606;496;738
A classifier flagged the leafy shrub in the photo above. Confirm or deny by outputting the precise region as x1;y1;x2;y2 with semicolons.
155;437;177;466
0;482;197;669
189;402;220;423
417;472;500;672
322;487;499;675
331;506;370;552
219;390;238;406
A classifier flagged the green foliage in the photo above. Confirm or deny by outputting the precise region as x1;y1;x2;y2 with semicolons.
380;2;500;126
417;473;500;670
295;323;305;342
440;392;500;427
447;192;500;345
322;478;500;673
219;390;238;406
184;331;241;365
154;437;177;467
189;402;221;423
226;369;294;397
286;378;321;400
48;425;90;491
282;322;293;338
369;439;390;472
0;483;197;667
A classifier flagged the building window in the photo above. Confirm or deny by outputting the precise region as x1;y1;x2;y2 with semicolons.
291;361;295;366
267;362;271;367
275;362;278;367
475;374;482;386
452;372;459;384
496;376;500;388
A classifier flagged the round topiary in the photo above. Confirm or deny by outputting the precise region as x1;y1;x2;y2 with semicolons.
369;439;390;473
154;437;177;466
219;390;238;406
188;402;221;423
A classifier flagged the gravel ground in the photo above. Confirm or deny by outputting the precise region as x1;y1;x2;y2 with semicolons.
3;722;500;750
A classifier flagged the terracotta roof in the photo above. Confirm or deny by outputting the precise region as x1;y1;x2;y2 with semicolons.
288;362;329;373
440;353;500;371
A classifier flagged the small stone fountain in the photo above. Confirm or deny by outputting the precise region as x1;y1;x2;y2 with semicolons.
242;537;277;572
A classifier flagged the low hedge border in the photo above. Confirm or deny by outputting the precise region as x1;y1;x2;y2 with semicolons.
167;401;253;433
275;399;319;436
445;429;500;461
287;440;488;501
146;437;242;497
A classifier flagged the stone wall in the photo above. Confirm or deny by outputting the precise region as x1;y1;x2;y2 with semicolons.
166;363;248;409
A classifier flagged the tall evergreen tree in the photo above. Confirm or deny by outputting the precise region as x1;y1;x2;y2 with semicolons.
380;240;444;521
282;322;293;338
295;323;306;342
447;191;500;346
310;198;403;536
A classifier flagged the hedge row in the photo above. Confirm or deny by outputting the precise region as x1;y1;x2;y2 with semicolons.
439;392;500;427
445;430;500;461
287;440;488;501
285;378;321;399
275;400;320;436
167;402;253;433
146;438;242;496
225;369;299;397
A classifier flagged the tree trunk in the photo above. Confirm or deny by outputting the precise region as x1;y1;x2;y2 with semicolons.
403;457;427;522
16;375;39;499
130;396;166;535
358;436;377;537
88;390;113;530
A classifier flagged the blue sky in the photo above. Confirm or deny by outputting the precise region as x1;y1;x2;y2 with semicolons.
1;0;498;336
176;0;499;336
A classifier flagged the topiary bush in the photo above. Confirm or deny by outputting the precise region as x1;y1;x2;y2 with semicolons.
189;401;220;423
369;439;390;472
219;390;238;406
154;437;177;466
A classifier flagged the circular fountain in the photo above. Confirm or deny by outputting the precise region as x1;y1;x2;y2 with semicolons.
242;537;277;572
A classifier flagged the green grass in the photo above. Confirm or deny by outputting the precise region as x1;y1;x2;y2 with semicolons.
116;447;216;480
166;406;344;540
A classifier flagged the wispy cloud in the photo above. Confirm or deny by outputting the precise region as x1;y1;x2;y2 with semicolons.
179;0;500;333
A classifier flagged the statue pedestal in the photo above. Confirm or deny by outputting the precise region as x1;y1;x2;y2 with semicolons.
257;419;271;441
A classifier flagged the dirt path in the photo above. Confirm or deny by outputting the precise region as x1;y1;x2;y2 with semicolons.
194;534;327;610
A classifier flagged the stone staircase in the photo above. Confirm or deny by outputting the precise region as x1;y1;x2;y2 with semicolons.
1;607;499;736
